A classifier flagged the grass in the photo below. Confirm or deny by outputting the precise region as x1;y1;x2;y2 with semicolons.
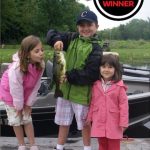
0;40;150;66
0;48;54;65
0;49;17;63
112;48;150;65
108;40;150;65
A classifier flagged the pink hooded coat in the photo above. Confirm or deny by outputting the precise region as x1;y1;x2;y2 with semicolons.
0;53;44;110
87;80;129;139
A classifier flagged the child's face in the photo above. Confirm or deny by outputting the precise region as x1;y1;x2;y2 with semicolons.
77;22;99;38
29;42;44;64
100;63;115;81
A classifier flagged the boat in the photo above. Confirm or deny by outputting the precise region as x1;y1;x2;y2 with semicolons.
123;65;150;78
0;93;78;137
1;91;150;137
44;60;150;95
0;62;150;137
122;64;150;95
124;92;150;138
123;75;150;95
1;61;150;95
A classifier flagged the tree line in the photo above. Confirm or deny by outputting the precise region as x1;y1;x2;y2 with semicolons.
1;0;150;44
1;0;86;44
100;18;150;40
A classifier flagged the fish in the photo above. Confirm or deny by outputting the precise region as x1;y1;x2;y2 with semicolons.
53;50;66;98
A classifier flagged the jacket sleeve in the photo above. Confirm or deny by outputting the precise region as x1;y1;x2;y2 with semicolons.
119;87;129;127
66;43;102;85
8;63;24;111
46;29;78;51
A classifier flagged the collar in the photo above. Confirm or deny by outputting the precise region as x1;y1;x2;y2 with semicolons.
79;34;100;42
101;78;113;85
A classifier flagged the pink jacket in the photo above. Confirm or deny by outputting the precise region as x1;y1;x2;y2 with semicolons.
87;80;129;139
0;53;44;110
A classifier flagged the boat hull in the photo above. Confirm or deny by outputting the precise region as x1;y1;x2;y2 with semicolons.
1;92;150;137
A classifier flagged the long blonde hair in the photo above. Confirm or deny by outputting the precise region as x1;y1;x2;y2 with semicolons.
18;35;43;73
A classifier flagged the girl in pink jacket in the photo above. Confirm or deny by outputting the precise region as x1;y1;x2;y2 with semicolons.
0;35;45;150
87;53;129;150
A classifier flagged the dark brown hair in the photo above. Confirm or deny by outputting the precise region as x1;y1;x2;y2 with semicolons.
18;35;42;73
100;54;122;82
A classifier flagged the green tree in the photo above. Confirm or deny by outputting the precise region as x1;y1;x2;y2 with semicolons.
100;18;150;40
1;0;22;43
1;0;86;43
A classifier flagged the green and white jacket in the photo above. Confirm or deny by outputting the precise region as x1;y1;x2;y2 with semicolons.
47;30;102;105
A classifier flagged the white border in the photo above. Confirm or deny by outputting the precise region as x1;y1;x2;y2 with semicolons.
95;0;143;19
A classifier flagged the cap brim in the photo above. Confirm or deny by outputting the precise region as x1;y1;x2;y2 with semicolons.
76;18;95;25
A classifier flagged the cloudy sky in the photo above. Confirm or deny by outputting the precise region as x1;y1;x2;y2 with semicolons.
78;0;150;30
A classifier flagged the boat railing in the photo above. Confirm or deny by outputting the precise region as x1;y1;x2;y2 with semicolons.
123;65;150;72
123;65;150;78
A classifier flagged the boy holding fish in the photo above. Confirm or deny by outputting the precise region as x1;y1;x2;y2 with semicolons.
46;10;102;150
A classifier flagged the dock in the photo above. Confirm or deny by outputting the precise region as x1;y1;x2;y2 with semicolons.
0;137;150;150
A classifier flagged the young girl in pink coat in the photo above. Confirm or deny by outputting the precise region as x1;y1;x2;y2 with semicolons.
86;53;129;150
0;35;45;150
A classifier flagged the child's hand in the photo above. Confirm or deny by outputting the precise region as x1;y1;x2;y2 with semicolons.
122;127;127;132
23;105;32;116
60;75;67;84
16;110;23;118
54;41;63;50
84;120;91;127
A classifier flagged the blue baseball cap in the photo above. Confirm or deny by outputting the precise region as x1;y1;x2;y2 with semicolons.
76;10;98;25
